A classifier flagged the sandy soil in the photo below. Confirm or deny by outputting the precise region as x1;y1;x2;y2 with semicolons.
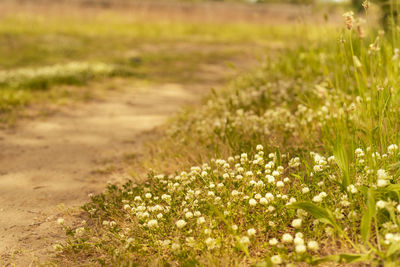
0;81;208;265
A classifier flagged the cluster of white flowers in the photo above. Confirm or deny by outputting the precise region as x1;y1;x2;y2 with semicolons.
377;169;391;187
167;77;319;148
54;16;400;264
310;152;328;173
270;232;319;256
70;140;400;265
384;233;400;245
312;192;327;203
87;144;336;263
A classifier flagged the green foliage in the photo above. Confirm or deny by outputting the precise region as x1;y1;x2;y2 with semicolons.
0;10;296;120
312;253;371;265
45;2;400;266
360;188;376;243
290;202;341;232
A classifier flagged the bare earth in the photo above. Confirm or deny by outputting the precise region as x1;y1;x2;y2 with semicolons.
0;81;206;265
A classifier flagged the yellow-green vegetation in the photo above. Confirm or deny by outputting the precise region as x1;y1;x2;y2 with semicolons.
1;5;312;121
51;2;400;266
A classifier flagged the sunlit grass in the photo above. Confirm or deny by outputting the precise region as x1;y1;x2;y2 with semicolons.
0;9;338;68
0;6;330;121
50;2;400;266
6;1;400;266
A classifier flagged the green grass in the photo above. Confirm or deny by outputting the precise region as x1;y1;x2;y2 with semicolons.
50;3;400;266
1;7;320;122
0;12;308;69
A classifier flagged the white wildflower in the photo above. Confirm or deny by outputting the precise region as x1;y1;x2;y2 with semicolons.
295;244;307;253
249;198;257;206
176;219;187;229
247;228;256;236
240;236;250;245
377;169;390;180
377;200;386;209
388;144;398;155
260;197;268;205
265;193;274;201
269;238;278;246
282;233;293;243
197;217;206;224
205;237;216;250
308;240;319;251
377;179;389;187
313;195;323;203
271;255;282;264
291;218;302;229
147;219;158;228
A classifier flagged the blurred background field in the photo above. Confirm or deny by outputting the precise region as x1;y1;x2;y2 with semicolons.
0;0;348;124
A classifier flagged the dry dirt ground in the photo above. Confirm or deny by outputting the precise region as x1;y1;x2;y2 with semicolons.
0;78;222;265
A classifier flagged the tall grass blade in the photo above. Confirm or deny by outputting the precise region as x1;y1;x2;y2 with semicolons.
360;188;375;243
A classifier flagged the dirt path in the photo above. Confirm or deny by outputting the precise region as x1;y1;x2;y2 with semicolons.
0;81;206;265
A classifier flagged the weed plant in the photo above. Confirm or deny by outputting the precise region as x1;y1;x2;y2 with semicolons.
54;2;400;266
